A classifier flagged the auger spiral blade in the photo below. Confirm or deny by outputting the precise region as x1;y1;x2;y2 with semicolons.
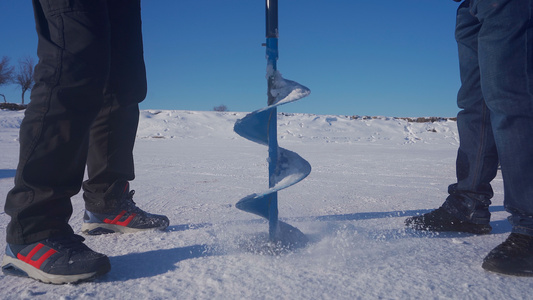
234;0;311;250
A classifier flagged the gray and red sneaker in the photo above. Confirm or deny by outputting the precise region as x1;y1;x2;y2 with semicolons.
2;234;110;284
82;182;169;235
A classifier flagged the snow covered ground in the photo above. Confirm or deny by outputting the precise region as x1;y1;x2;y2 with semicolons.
1;109;532;299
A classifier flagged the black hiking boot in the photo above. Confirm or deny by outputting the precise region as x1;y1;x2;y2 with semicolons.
405;206;492;234
482;233;533;277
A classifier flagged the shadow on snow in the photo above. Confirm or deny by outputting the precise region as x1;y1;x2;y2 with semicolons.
0;169;16;179
100;205;510;282
103;244;218;282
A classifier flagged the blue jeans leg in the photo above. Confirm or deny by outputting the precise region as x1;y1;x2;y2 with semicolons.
444;0;498;225
450;0;533;235
475;0;533;235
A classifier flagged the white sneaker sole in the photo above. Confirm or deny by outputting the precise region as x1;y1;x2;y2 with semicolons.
81;222;166;234
2;255;100;284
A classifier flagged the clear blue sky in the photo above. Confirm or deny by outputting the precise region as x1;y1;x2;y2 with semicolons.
0;0;461;117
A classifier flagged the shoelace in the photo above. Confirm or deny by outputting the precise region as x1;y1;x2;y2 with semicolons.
125;190;135;202
122;190;144;215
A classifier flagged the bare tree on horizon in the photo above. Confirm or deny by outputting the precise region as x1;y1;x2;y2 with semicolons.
0;56;15;103
15;56;35;104
213;104;228;112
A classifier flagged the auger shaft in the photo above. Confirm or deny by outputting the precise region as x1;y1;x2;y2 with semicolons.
266;0;279;240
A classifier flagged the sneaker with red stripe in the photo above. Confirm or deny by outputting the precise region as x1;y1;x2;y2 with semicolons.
1;234;110;284
82;182;169;235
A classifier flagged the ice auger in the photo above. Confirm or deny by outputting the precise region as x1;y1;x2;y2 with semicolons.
234;0;311;249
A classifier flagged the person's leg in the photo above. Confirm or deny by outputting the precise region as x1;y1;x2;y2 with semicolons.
82;0;146;211
405;0;497;234
2;0;112;284
461;0;533;276
474;0;533;237
81;0;168;234
4;0;110;245
443;0;499;225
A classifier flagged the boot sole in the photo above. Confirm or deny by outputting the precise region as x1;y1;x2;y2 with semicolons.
81;222;168;235
1;255;109;284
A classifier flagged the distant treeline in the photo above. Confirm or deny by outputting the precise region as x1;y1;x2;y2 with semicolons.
350;116;457;123
0;102;27;110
